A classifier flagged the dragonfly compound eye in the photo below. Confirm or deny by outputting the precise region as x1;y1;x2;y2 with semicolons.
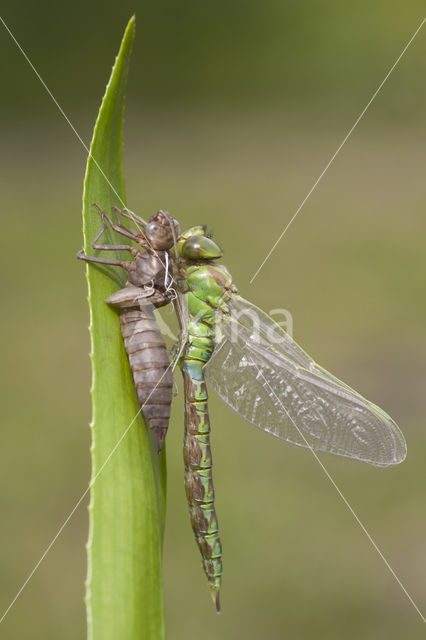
181;235;222;260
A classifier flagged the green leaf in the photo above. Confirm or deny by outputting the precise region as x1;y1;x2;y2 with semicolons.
80;16;166;640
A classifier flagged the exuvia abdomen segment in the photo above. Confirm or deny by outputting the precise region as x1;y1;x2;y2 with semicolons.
108;290;173;452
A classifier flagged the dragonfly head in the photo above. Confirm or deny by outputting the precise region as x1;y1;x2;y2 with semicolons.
178;226;222;260
145;210;180;251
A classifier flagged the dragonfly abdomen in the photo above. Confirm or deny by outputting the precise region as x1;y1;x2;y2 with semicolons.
182;353;222;612
178;258;234;610
119;303;173;452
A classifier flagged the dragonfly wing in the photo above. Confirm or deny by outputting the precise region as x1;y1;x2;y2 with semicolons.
204;296;406;467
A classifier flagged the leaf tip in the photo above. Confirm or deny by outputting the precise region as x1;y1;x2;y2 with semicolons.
127;14;136;31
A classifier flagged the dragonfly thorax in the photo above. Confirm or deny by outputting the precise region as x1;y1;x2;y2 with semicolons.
127;251;168;290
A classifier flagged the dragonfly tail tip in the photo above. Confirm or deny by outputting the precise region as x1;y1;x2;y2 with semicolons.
211;588;221;613
150;424;167;453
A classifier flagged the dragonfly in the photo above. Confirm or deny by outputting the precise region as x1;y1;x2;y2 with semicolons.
79;209;407;613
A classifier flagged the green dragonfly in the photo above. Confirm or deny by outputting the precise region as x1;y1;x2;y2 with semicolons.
172;223;406;612
79;209;407;613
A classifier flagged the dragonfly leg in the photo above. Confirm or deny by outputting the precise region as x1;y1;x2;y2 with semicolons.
92;202;142;242
76;249;131;268
90;218;138;254
170;325;188;373
103;206;146;242
110;206;139;236
111;205;149;230
76;218;134;267
163;218;188;368
91;204;140;243
172;378;179;397
122;206;149;226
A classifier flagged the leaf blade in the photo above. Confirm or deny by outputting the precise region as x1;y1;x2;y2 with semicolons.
81;16;166;640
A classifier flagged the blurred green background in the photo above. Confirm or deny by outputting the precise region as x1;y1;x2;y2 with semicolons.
0;2;425;638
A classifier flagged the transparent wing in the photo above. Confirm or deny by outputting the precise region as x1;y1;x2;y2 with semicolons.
204;296;406;467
